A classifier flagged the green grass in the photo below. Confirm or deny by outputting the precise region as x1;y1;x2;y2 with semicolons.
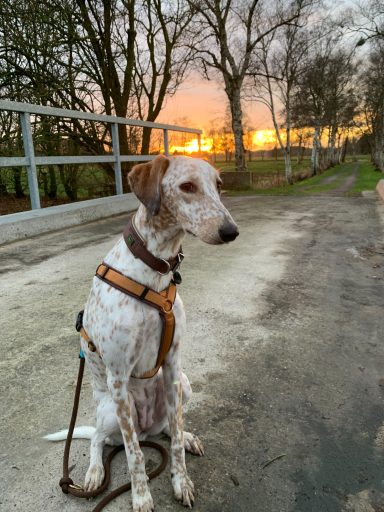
217;157;311;175
226;157;383;197
348;158;383;195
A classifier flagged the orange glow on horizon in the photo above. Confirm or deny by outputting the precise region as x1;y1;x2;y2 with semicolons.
169;136;213;154
169;129;280;154
167;126;359;155
252;129;280;148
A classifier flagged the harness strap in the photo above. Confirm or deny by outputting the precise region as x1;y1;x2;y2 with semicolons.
80;263;177;379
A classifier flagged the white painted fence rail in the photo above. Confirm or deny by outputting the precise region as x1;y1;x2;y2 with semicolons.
0;100;202;210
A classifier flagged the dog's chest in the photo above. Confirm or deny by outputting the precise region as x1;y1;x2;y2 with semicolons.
84;277;185;375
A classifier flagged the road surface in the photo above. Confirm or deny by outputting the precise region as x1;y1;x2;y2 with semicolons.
1;194;384;512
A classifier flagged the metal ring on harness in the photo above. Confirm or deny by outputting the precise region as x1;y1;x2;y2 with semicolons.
157;258;171;275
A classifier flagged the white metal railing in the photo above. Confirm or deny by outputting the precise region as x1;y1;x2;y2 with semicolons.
0;100;202;210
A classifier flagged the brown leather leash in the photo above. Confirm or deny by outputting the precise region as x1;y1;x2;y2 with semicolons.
59;355;168;511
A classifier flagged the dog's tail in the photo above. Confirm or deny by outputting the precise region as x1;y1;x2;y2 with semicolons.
43;426;96;441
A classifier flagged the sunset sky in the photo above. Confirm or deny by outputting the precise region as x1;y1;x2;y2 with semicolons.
158;72;273;134
157;0;357;145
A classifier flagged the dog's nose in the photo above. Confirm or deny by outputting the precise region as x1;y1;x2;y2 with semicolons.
219;223;239;243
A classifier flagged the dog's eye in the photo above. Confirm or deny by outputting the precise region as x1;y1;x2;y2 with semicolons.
179;182;197;193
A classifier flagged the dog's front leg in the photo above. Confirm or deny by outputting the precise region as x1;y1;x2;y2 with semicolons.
107;371;154;512
163;353;195;508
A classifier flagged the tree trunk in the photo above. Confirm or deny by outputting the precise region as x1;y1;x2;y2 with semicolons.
13;168;24;197
328;126;337;167
114;106;131;191
284;151;293;184
285;107;293;184
372;127;384;171
311;124;320;176
141;127;152;156
0;171;8;196
48;166;57;199
340;136;348;164
296;134;303;164
229;87;246;172
59;165;78;200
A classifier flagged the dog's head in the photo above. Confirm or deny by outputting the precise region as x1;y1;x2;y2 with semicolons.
128;155;239;244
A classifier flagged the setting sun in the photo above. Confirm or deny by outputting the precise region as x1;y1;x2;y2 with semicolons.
253;129;279;148
170;136;213;154
169;130;281;154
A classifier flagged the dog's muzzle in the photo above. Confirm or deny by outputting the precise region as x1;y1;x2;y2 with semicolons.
218;222;239;243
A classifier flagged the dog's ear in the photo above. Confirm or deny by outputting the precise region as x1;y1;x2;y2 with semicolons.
128;155;170;215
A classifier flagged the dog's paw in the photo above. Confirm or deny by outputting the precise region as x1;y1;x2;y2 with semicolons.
84;463;105;491
172;472;195;508
184;432;204;456
132;488;154;512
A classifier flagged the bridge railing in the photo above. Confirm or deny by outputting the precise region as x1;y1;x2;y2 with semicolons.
0;100;202;210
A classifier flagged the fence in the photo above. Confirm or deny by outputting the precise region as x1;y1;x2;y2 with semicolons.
0;100;202;210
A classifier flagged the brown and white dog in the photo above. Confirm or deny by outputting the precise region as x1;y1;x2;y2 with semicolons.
46;155;238;511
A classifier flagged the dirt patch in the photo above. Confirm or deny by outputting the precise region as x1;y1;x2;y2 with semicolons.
321;175;338;185
324;162;359;196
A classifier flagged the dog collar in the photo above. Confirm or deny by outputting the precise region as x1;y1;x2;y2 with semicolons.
123;216;184;275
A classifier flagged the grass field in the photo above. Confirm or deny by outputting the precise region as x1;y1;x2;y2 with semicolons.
216;157;311;175
1;155;383;215
225;157;383;197
349;158;383;195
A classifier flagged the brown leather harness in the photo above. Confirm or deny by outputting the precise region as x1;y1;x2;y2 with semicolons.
79;216;184;379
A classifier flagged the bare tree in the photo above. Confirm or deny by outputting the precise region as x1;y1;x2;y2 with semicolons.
187;0;308;172
323;53;357;167
133;0;195;155
359;40;384;170
0;0;199;205
290;33;357;175
352;0;384;44
254;6;315;183
0;0;114;198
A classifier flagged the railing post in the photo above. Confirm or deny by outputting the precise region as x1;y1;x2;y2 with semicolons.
197;133;202;155
163;129;169;156
20;112;40;209
111;123;123;195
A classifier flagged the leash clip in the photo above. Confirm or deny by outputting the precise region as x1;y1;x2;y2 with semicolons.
69;483;84;491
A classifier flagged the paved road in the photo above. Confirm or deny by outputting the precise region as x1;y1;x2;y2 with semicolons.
1;195;384;512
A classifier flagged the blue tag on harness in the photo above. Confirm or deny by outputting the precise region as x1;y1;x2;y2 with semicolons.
79;348;85;359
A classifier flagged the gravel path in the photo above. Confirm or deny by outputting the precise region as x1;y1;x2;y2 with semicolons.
320;161;359;196
1;195;384;512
